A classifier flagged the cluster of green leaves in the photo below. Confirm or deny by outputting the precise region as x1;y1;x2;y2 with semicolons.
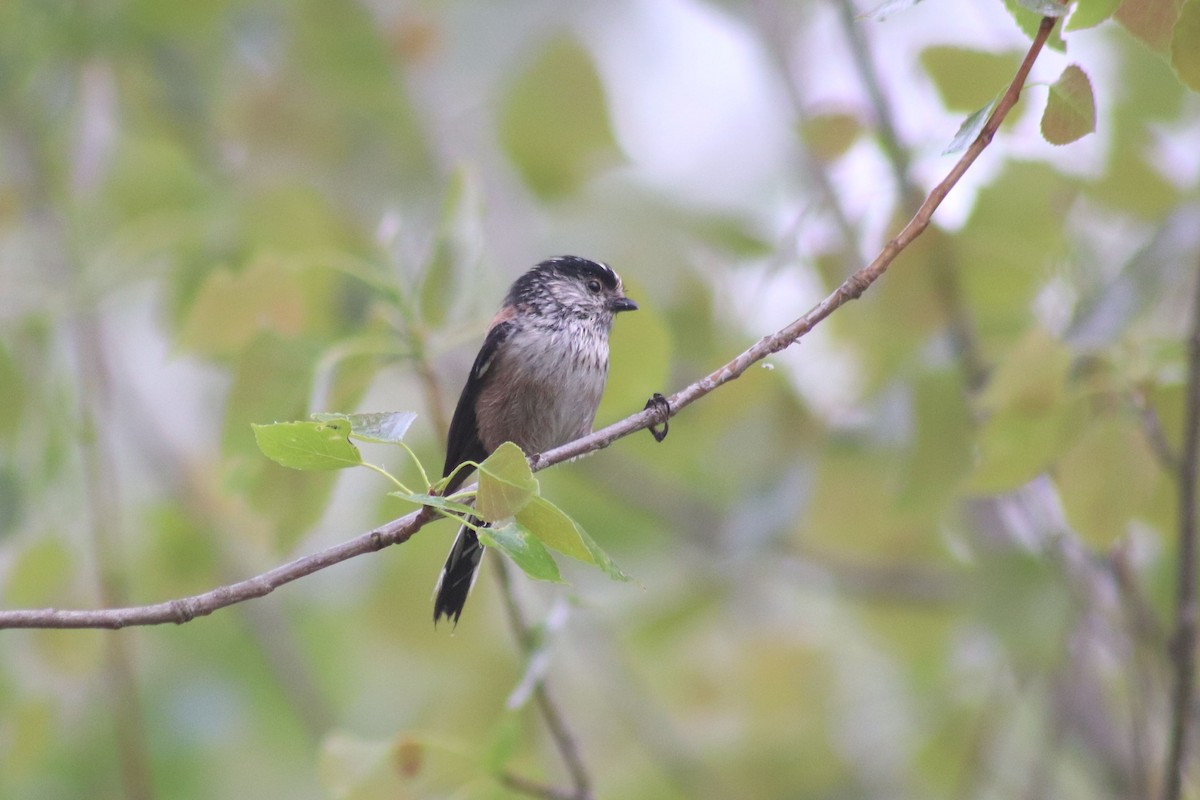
897;0;1200;154
253;413;626;583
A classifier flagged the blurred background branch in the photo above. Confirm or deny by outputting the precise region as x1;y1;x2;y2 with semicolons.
1162;255;1200;800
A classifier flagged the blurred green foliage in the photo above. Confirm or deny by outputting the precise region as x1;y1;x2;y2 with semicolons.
1;0;1198;799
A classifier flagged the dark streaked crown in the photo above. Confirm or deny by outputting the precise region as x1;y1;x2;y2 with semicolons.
536;256;620;290
506;255;624;307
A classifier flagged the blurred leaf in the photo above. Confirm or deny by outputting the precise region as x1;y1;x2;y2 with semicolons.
800;112;863;161
689;214;775;257
920;47;1022;111
4;537;74;606
312;411;418;444
177;256;308;357
1056;416;1161;545
969;399;1086;492
3;700;54;783
418;168;480;327
959;163;1076;343
391;737;424;780
483;714;523;774
978;328;1072;414
1088;150;1180;218
476;441;538;522
253;420;363;471
975;552;1075;668
1068;0;1123;28
222;334;317;457
135;504;218;598
0;467;21;539
1172;0;1200;90
480;521;563;583
0;343;23;440
943;96;1000;155
899;371;974;513
319;731;405;800
1116;0;1184;51
499;37;621;198
1147;382;1186;456
1041;65;1097;144
516;495;628;580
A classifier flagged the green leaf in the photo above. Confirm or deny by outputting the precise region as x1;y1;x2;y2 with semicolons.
516;495;592;561
389;492;479;519
920;47;1023;112
516;496;628;581
1067;0;1122;29
498;37;622;198
252;420;363;471
311;411;417;443
1172;0;1200;92
943;96;1000;155
1041;65;1097;145
480;522;563;583
476;441;539;522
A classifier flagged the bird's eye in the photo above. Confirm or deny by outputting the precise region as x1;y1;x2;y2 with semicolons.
586;279;602;293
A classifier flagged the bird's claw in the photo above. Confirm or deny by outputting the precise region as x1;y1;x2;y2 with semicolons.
644;393;670;442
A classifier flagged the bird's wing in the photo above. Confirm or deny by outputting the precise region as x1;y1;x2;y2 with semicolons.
441;319;513;493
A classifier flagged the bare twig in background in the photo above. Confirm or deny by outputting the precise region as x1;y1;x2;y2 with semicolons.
494;562;592;800
1162;260;1200;800
1133;389;1182;472
752;0;865;265
72;314;155;800
0;13;1059;631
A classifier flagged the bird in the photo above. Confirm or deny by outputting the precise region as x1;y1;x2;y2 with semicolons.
433;256;638;626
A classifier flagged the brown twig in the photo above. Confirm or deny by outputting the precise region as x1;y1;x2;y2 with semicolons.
0;15;1058;632
498;771;584;800
833;0;988;389
1162;260;1200;800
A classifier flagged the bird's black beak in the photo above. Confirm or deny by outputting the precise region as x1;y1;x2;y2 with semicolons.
608;296;638;313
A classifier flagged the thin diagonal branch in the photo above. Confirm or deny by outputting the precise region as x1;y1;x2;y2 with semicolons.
0;13;1059;632
833;0;988;389
1162;259;1200;800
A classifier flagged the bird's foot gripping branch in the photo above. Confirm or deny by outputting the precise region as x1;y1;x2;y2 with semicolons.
253;412;628;588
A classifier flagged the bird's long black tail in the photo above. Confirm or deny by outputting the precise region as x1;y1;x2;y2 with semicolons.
433;522;485;626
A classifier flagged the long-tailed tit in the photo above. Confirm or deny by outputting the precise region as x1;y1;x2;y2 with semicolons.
433;256;637;625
